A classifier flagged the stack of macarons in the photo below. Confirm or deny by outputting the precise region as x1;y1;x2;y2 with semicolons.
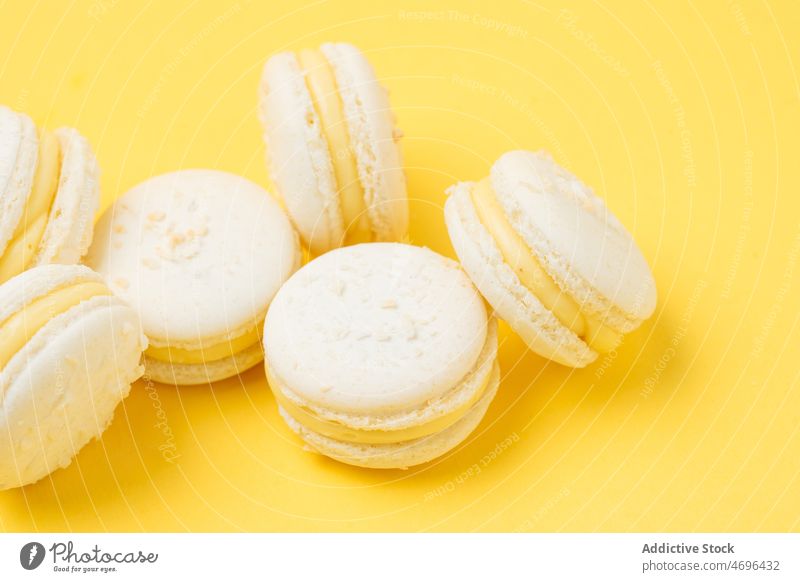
0;40;657;486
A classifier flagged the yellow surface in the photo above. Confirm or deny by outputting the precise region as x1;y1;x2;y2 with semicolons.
145;325;261;365
0;129;61;283
297;48;371;243
471;178;622;352
0;0;797;532
0;282;108;369
267;362;495;445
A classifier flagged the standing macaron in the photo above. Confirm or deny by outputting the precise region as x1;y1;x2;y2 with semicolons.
86;170;301;386
264;243;499;469
259;42;407;255
0;105;99;284
445;150;657;367
0;264;146;489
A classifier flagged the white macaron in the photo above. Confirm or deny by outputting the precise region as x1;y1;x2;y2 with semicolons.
86;170;301;386
259;42;407;255
0;264;146;489
264;243;499;469
0;105;99;284
445;150;657;367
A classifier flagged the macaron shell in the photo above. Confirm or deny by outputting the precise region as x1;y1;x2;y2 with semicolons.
271;317;497;432
34;127;99;266
320;43;408;242
445;182;596;367
259;51;344;254
0;106;38;256
86;169;300;350
0;294;145;489
280;363;499;469
0;106;21;206
143;341;263;386
264;243;489;415
491;150;657;331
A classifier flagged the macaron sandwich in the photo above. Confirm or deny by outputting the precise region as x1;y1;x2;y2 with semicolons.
0;265;146;489
87;170;300;385
264;243;498;469
0;105;99;284
259;43;408;255
445;150;657;367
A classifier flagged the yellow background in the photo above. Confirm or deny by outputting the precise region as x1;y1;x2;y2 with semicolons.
1;0;798;532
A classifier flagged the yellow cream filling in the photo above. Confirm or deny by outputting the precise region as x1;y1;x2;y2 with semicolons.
145;325;261;365
267;362;495;445
471;179;622;353
0;130;61;284
297;48;371;244
0;281;109;369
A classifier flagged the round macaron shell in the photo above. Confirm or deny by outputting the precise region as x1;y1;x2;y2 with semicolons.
320;42;407;242
86;170;301;352
0;265;146;489
264;243;489;416
259;51;344;254
490;151;657;330
34;127;99;266
0;106;22;208
0;106;38;256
